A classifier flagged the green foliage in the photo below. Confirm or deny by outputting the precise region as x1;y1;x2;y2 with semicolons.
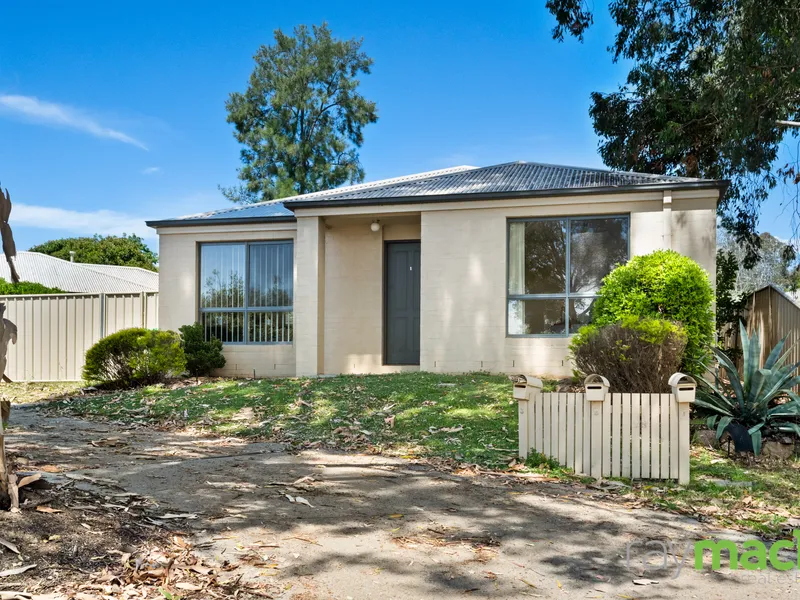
179;323;226;377
83;328;186;388
697;323;800;455
570;316;687;391
592;250;714;374
29;234;158;271
0;278;62;295
223;22;378;204
715;249;746;337
546;0;800;264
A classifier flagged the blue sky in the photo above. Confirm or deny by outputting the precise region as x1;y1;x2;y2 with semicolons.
0;1;792;253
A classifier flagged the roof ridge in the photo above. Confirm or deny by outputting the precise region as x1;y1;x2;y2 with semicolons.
78;262;157;275
15;252;154;289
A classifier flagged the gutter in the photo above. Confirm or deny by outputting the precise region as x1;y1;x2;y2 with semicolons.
281;180;730;211
146;179;730;227
146;215;297;229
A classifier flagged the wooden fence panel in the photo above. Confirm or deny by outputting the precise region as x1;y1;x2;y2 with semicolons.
0;292;159;382
519;390;691;483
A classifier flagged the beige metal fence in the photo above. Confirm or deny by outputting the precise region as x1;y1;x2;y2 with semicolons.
0;292;159;382
517;378;693;484
724;285;800;370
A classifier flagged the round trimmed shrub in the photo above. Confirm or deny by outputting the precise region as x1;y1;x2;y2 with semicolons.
570;316;688;392
83;328;186;387
592;250;714;374
179;322;226;377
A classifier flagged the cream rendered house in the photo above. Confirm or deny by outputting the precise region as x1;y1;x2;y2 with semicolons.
147;162;724;378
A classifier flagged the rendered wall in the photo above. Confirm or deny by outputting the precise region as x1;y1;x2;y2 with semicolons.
157;222;296;377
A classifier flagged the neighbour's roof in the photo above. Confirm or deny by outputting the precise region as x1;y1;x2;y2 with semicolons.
0;252;158;293
147;161;727;228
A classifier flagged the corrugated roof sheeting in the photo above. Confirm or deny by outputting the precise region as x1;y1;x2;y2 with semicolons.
289;162;701;202
150;161;719;226
0;252;158;293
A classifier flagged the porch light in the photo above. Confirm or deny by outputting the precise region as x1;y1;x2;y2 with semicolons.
370;220;381;232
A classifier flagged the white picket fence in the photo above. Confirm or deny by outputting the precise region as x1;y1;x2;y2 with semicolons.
516;375;694;484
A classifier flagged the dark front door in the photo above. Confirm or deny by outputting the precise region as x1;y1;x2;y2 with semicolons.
385;241;420;365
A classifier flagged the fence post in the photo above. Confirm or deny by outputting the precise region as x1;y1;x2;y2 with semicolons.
515;380;529;460
585;374;610;479
669;373;697;485
98;293;107;339
140;291;146;327
515;375;543;460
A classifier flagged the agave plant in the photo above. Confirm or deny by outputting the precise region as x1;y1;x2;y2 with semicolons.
697;323;800;455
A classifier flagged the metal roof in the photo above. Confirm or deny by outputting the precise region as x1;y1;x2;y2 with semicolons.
0;252;158;293
147;161;726;227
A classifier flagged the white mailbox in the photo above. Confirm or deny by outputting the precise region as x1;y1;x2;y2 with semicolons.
669;372;697;403
513;375;543;400
584;374;610;402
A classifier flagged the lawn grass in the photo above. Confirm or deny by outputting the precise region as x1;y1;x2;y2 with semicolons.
625;445;800;536
49;372;557;468
6;381;83;404
45;373;800;536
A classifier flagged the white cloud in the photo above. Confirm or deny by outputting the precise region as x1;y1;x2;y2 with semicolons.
0;95;147;150
12;203;153;238
141;167;161;175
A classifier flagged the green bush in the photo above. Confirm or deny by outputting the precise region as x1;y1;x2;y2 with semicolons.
0;278;63;294
592;249;714;374
179;322;226;377
83;328;186;388
570;316;688;392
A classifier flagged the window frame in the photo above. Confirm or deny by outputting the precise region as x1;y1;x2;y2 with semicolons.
505;215;630;338
197;240;294;345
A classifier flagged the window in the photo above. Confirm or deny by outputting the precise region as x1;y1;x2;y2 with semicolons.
507;216;629;336
199;241;293;344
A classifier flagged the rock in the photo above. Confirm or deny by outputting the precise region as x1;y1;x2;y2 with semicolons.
762;440;795;460
694;429;719;448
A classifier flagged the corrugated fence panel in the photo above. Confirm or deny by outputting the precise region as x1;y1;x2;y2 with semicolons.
728;286;800;390
0;292;158;382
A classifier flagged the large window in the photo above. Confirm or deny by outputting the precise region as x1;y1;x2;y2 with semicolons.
507;216;629;336
199;241;293;344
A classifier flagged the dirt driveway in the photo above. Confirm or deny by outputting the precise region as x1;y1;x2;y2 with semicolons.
5;402;791;599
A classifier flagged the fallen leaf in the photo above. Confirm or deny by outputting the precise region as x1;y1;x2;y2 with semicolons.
175;583;203;591
35;506;62;514
633;578;659;585
16;474;41;489
294;496;314;508
440;425;464;433
158;513;199;520
0;564;36;577
519;578;536;587
388;514;404;519
0;538;19;554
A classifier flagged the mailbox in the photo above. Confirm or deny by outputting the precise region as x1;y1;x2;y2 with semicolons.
669;372;697;403
584;374;610;402
513;375;543;401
